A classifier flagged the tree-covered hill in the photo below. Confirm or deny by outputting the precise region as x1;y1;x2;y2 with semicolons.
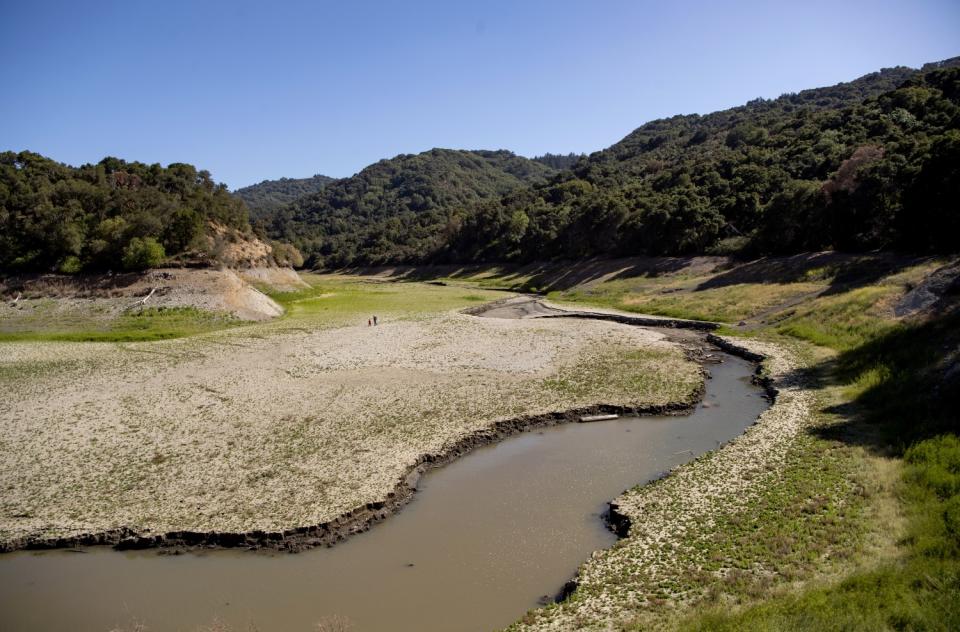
261;149;557;267
0;152;257;272
532;152;584;170
234;173;336;218
445;59;960;262
261;58;959;267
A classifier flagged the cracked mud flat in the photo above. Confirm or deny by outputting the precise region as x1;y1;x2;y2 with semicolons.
0;306;701;551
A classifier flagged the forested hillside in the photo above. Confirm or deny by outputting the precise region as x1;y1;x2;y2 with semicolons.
262;58;959;267
9;58;957;274
234;173;336;218
0;152;255;272
262;149;556;266
532;152;584;170
446;59;960;262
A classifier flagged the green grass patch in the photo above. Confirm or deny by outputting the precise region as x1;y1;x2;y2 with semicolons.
774;286;901;352
678;311;960;630
0;306;241;343
265;274;507;326
543;346;700;405
551;280;826;323
680;435;960;632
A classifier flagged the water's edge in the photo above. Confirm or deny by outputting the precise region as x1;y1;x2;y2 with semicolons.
0;311;766;563
0;314;776;631
2;398;703;555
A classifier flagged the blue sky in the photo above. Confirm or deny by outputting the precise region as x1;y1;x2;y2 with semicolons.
1;0;958;188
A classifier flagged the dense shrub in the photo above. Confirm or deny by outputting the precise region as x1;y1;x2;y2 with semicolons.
121;237;166;270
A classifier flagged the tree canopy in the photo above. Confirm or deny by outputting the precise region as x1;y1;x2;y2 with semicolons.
261;149;557;267
7;58;958;274
234;174;336;218
532;152;585;170
0;153;253;272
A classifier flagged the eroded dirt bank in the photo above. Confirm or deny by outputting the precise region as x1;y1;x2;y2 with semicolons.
1;266;293;324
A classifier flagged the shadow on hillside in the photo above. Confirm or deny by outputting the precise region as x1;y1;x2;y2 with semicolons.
334;256;727;292
483;257;709;291
333;252;950;301
694;252;934;297
795;307;960;456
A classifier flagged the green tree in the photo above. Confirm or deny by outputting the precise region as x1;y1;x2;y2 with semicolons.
122;237;166;270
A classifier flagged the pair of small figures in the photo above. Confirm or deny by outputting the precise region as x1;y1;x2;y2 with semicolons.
367;315;379;326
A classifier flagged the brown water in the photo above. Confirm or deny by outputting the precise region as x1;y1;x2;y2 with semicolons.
0;354;768;632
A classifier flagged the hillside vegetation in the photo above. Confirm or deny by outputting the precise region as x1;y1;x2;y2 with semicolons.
451;61;959;262
0;152;258;273
262;149;557;267
531;152;584;170
234;173;336;218
260;58;959;267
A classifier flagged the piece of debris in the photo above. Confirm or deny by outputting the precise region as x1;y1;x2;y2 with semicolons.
128;286;158;309
580;414;619;422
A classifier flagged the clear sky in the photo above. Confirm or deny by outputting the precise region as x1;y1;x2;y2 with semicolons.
1;0;958;189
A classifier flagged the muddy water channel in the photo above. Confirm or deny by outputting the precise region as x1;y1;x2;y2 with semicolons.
0;353;768;632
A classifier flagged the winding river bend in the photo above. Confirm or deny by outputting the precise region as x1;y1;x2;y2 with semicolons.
0;326;769;631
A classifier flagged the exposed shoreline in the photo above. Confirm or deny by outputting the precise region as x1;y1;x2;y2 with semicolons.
603;334;778;557
3;397;700;554
2;300;767;560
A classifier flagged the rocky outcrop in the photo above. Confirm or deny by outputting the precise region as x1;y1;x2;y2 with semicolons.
895;262;960;317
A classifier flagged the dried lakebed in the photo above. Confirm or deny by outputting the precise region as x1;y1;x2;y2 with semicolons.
0;342;768;632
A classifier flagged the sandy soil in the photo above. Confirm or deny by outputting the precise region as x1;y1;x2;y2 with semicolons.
0;308;700;549
468;295;569;319
240;266;309;292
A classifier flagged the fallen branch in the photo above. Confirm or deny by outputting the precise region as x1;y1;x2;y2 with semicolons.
139;287;157;305
128;287;157;310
